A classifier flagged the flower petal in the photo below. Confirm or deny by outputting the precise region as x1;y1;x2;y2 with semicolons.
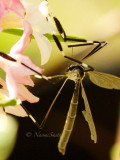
20;1;56;64
6;69;17;99
33;32;52;65
10;20;33;55
0;2;6;21
2;0;26;18
9;54;44;76
24;0;56;34
0;12;24;30
17;84;39;103
39;1;49;17
5;105;28;117
23;2;43;25
0;88;8;96
12;74;34;86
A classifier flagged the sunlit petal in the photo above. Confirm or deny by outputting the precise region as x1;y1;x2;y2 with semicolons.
17;84;39;103
0;12;23;30
33;32;52;65
39;1;49;17
12;74;34;86
0;2;6;21
6;69;17;99
5;105;28;117
22;1;56;64
2;0;26;18
10;20;33;55
9;54;44;76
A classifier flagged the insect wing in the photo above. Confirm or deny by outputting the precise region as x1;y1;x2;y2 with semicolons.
88;71;120;89
80;81;97;143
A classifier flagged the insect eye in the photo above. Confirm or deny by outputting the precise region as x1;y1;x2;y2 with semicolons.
69;64;73;68
66;64;74;72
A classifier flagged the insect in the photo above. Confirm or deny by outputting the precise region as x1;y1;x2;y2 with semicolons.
39;2;120;155
36;7;119;153
38;56;120;155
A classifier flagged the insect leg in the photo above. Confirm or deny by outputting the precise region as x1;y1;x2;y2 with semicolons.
53;17;107;59
52;35;94;70
21;105;40;129
81;41;108;61
39;78;68;129
53;16;107;49
53;17;95;47
46;1;107;59
53;17;67;40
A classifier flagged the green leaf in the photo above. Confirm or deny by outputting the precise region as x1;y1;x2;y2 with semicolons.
0;93;21;107
3;28;86;42
0;99;20;107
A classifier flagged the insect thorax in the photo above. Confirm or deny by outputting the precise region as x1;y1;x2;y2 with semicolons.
66;65;85;82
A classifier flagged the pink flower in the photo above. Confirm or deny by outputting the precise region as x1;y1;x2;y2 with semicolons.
0;20;43;101
0;1;56;65
0;105;28;117
0;88;28;117
0;0;26;21
0;76;39;103
22;0;56;65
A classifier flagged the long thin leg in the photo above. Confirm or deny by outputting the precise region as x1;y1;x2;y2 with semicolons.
58;80;80;155
39;78;68;129
45;2;107;61
68;43;95;47
53;17;107;55
21;105;40;129
53;17;67;41
52;35;94;71
52;34;107;63
81;41;107;60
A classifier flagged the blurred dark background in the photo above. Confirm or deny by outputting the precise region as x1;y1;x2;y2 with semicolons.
8;72;120;160
10;71;120;160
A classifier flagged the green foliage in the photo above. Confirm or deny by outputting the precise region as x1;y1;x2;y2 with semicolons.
0;93;21;107
3;28;86;42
